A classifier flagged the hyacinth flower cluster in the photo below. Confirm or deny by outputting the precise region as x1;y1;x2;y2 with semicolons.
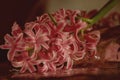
0;9;100;73
0;0;119;74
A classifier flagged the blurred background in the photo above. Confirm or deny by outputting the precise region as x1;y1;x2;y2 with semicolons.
0;0;48;62
0;0;120;62
47;0;120;12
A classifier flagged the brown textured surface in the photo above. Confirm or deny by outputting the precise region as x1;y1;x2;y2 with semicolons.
0;62;120;80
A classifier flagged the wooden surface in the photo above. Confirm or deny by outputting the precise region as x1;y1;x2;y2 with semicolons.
0;62;120;80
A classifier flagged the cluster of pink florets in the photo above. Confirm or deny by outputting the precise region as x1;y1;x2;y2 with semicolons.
0;9;100;73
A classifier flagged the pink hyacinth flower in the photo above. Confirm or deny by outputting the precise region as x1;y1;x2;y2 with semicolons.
11;22;23;37
24;27;49;53
0;9;101;74
84;31;100;57
53;9;87;42
0;33;25;61
12;51;40;73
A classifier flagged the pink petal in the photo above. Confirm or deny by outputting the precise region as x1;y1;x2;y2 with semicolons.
65;56;73;69
56;21;66;32
4;34;13;43
7;48;16;61
47;63;56;71
25;30;35;39
12;61;24;67
15;33;23;43
34;43;41;53
72;50;86;60
20;62;27;73
0;44;11;49
37;62;48;72
12;22;22;37
41;43;49;50
27;62;36;73
85;31;100;44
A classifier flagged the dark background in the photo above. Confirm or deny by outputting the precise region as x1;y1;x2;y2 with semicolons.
0;0;47;62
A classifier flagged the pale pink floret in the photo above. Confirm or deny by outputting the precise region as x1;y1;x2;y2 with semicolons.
37;51;57;72
12;51;40;73
84;31;100;57
11;22;23;37
0;33;25;61
24;28;49;53
53;9;87;42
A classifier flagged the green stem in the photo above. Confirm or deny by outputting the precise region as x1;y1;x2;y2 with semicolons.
79;0;119;40
48;13;57;25
91;0;120;25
